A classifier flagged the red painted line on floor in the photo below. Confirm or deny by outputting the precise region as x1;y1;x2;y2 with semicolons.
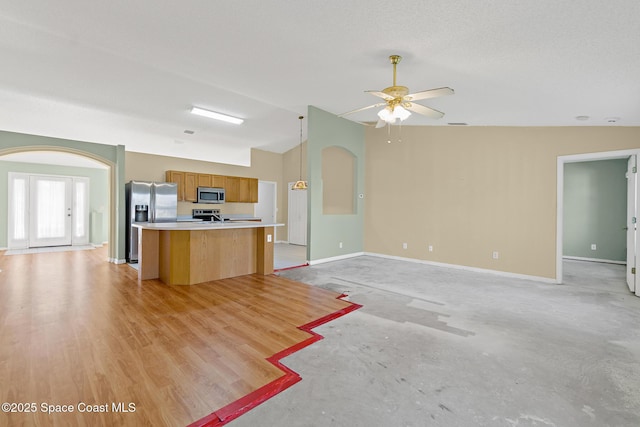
273;262;310;272
188;295;362;427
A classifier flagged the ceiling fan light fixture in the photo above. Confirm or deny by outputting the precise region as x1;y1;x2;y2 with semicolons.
377;107;393;122
340;54;453;125
190;107;244;125
377;105;411;124
394;105;411;121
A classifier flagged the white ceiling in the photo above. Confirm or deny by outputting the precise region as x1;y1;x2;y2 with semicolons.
1;1;639;166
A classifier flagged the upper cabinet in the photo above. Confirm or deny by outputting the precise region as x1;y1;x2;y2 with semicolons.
166;170;186;201
184;173;197;202
197;174;212;188
166;170;257;203
212;175;226;188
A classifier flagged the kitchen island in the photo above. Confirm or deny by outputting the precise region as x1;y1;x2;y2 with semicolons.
132;221;283;285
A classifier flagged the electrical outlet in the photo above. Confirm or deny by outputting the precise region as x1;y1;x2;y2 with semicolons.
339;242;343;249
428;245;433;252
267;234;272;243
492;251;499;259
402;243;408;250
591;244;597;251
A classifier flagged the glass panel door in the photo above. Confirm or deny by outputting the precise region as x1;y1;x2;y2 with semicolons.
8;173;29;249
29;176;73;247
72;177;90;245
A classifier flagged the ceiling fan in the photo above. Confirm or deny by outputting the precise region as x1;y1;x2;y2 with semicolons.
340;55;454;128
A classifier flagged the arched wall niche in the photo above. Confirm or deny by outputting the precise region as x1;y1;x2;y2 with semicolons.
321;145;356;215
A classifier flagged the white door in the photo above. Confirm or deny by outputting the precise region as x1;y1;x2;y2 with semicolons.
255;181;277;237
627;155;637;293
72;177;90;246
29;175;73;247
288;182;307;246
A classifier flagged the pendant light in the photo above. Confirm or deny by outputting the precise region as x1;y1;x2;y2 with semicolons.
292;115;308;190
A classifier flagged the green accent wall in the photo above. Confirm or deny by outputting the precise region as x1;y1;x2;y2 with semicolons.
563;159;627;261
0;161;110;246
307;106;365;261
0;130;126;261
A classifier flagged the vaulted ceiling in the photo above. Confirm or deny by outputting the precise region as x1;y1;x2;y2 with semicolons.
1;1;639;166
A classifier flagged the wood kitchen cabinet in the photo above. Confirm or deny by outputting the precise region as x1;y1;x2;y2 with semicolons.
184;172;197;201
225;177;258;203
248;178;258;202
225;176;241;202
197;174;212;188
166;170;257;203
211;175;226;188
165;170;186;201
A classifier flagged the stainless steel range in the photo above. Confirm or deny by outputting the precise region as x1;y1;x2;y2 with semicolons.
192;208;222;222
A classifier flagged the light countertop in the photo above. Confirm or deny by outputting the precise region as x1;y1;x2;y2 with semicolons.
132;221;283;231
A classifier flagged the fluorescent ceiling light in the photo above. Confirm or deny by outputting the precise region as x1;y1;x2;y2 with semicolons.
190;107;244;125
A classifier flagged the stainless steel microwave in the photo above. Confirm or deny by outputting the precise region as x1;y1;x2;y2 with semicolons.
197;187;225;204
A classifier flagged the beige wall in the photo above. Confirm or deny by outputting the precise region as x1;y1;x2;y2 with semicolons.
125;148;284;222
364;126;640;279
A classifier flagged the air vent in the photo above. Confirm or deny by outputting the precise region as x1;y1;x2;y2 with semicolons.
447;122;468;126
184;129;195;134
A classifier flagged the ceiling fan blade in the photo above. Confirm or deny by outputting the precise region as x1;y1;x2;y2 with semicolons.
405;103;445;119
338;102;386;117
405;87;454;101
365;90;395;101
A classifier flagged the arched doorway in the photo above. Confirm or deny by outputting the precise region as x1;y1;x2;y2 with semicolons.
0;145;118;262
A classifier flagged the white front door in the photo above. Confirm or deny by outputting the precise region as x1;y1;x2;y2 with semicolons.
8;173;90;249
29;175;73;247
627;155;638;294
288;182;307;246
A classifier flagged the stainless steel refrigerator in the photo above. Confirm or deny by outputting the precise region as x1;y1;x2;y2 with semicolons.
125;181;178;262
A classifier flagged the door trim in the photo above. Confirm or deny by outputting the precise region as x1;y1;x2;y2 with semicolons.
556;148;640;285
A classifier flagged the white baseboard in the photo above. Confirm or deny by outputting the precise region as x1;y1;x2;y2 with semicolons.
362;252;557;284
309;252;365;265
110;258;127;264
563;256;626;265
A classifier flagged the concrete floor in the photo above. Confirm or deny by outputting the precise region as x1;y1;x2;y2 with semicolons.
274;243;307;270
228;257;640;427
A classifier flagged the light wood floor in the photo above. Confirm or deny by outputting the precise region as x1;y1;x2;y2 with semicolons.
0;246;355;426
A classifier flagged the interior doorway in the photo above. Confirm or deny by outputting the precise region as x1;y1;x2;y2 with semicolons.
255;180;277;239
288;182;307;246
0;146;117;262
557;149;640;298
